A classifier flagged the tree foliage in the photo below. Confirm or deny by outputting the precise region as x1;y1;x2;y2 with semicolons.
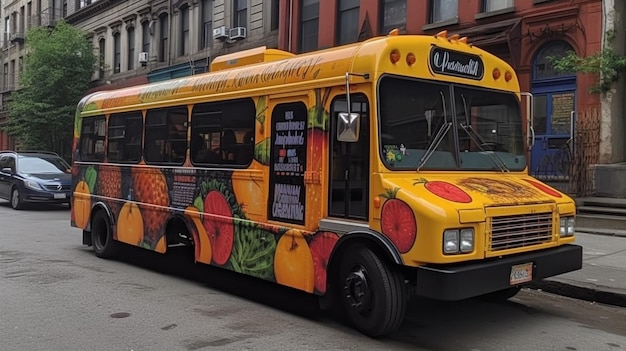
549;31;626;94
3;20;97;158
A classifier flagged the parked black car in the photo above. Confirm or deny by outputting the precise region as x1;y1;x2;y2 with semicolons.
0;151;72;209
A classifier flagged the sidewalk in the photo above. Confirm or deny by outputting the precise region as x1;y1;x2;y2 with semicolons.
528;230;626;307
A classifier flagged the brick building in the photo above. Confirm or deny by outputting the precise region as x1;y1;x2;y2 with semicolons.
278;0;625;192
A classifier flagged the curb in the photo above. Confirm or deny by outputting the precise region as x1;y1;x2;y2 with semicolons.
575;227;626;238
527;280;626;308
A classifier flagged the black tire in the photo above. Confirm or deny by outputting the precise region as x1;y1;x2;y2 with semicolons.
91;210;119;258
479;286;521;302
10;187;23;210
338;245;407;337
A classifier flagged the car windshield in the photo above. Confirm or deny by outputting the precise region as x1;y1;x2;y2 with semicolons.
18;156;68;174
378;76;526;171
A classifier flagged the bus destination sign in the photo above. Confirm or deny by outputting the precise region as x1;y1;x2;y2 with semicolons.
429;46;484;80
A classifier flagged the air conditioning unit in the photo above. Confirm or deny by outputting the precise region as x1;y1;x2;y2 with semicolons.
229;27;247;40
213;26;228;40
138;52;148;64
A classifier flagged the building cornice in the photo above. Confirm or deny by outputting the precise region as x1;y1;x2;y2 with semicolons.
66;0;124;25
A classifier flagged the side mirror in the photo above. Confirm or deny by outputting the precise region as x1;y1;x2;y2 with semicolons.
1;167;13;174
337;112;360;142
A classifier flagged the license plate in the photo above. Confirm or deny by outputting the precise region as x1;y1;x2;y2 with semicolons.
54;193;66;199
510;262;533;285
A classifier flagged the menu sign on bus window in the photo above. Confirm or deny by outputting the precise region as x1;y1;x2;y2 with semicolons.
268;102;307;225
429;47;484;80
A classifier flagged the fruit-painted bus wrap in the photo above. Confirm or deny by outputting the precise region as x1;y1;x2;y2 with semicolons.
72;31;582;338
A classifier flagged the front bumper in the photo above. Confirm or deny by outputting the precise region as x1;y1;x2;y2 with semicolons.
415;244;583;301
23;187;71;203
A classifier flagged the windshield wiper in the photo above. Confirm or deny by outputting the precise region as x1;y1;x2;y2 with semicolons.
417;91;451;171
459;94;508;172
458;123;509;171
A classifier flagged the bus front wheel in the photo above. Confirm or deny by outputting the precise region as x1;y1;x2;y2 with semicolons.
91;210;119;258
338;245;407;337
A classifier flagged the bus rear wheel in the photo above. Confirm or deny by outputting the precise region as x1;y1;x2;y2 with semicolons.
338;245;407;337
91;210;119;258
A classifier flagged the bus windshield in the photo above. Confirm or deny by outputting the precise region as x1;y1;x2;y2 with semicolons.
379;76;526;171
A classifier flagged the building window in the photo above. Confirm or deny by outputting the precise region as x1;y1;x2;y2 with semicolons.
299;0;319;52
11;12;17;34
19;6;25;34
76;0;92;9
483;0;514;12
127;27;135;70
233;0;247;28
3;63;8;90
36;0;41;25
201;0;213;49
337;0;359;45
430;0;457;23
5;17;10;45
533;41;574;80
26;2;31;30
62;0;67;17
380;0;406;34
10;60;15;89
180;5;189;56
113;32;121;73
271;0;279;30
142;20;150;55
159;13;168;62
98;38;105;78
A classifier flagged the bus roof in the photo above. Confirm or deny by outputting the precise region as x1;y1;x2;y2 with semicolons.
80;32;519;114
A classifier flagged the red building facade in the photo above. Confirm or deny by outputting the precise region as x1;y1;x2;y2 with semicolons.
278;0;603;176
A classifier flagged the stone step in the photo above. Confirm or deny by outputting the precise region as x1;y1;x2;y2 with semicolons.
577;205;626;216
576;196;626;209
576;213;626;231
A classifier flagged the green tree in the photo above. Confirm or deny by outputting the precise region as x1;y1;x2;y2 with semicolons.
549;31;626;94
4;20;97;158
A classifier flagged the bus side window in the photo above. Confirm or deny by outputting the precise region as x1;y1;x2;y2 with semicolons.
108;112;143;163
191;98;255;166
145;107;188;165
79;116;106;162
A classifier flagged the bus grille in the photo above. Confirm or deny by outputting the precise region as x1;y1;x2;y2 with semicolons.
489;212;553;251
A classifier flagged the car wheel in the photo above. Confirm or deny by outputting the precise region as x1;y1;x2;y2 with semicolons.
338;245;407;337
10;187;24;210
91;210;119;258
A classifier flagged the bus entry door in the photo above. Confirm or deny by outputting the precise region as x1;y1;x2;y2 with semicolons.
329;95;369;220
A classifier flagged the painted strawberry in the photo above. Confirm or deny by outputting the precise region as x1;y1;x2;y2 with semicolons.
380;187;417;253
414;178;472;203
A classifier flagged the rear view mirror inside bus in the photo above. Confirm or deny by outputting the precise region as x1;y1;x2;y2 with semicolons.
337;112;360;142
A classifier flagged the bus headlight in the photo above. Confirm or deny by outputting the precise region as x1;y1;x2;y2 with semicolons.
560;216;575;236
443;228;474;254
460;228;474;253
443;230;459;254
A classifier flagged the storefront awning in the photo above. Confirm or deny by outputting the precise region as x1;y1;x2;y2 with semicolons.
457;18;522;66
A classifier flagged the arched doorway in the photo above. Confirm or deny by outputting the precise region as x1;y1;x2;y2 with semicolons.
530;41;576;178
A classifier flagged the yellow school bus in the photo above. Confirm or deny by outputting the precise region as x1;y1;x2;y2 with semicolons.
71;30;582;337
